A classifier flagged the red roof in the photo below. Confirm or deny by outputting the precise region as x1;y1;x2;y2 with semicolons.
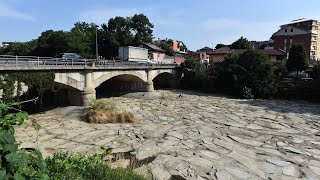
208;47;286;56
256;49;286;56
207;47;247;55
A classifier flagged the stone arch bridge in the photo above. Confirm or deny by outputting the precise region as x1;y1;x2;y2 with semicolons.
0;62;180;106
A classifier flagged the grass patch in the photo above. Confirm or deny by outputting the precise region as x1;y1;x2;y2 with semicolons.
84;100;137;124
46;152;146;180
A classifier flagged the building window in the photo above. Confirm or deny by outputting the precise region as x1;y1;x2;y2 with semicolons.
291;29;293;32
311;51;316;56
285;29;288;32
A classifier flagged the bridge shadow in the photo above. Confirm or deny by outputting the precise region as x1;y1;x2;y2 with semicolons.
237;98;320;116
20;83;82;114
165;89;320;116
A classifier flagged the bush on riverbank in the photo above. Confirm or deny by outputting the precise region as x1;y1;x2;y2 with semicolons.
181;51;277;99
276;79;320;102
211;51;277;98
84;100;137;124
46;152;145;180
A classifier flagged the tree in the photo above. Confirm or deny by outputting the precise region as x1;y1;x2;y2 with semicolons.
180;55;208;91
99;14;154;59
213;51;276;98
1;40;37;56
215;43;228;50
273;61;288;79
311;62;320;79
158;41;173;55
68;22;97;58
35;30;70;57
230;37;252;49
180;42;188;52
286;44;308;78
131;14;154;46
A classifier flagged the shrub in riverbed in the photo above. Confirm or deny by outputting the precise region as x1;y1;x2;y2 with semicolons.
46;152;145;180
84;100;137;124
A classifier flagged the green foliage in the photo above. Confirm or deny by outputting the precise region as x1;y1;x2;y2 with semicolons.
46;152;145;180
0;101;49;180
273;61;288;79
311;62;320;79
214;43;228;50
1;41;37;56
90;100;115;111
287;44;308;73
68;22;98;59
230;37;253;49
36;30;70;57
213;51;277;98
157;41;174;55
0;72;55;103
179;43;188;52
180;56;211;91
276;80;320;102
131;14;154;46
99;14;154;59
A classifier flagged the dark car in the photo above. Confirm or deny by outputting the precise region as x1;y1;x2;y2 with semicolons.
55;53;82;59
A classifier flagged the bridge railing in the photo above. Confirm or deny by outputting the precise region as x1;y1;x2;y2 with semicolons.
0;55;180;69
0;55;96;67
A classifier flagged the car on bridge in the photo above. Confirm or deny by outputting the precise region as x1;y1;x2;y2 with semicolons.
55;53;82;59
43;53;94;66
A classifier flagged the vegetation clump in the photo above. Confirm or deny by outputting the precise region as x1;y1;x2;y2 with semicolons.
84;100;137;124
46;152;145;180
0;100;49;179
0;72;55;102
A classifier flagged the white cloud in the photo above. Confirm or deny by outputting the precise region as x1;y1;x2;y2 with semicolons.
0;3;35;21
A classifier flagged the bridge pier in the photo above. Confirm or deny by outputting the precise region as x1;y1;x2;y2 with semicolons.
82;72;96;106
146;70;154;92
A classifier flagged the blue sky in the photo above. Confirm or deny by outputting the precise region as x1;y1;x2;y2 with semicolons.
1;0;320;50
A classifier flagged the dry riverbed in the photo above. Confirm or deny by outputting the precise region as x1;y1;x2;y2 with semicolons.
16;90;320;180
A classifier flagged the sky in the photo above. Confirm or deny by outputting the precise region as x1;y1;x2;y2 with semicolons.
1;0;320;51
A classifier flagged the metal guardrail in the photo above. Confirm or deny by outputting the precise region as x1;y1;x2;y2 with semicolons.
0;55;179;69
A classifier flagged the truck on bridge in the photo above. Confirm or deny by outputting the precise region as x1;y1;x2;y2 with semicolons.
118;46;149;63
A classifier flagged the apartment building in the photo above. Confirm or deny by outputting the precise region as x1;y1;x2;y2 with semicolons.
271;18;320;61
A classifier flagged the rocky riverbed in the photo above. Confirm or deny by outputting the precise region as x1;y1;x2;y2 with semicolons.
16;90;320;180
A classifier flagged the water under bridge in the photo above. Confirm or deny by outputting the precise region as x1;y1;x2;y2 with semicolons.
0;55;181;106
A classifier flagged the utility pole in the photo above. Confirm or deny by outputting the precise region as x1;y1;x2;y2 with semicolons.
95;25;99;61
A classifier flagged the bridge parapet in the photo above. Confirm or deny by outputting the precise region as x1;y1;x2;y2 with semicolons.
0;55;179;71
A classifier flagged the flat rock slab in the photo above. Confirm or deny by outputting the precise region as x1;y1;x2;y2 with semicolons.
16;90;320;180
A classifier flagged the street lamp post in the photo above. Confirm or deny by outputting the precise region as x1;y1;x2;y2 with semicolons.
95;25;99;61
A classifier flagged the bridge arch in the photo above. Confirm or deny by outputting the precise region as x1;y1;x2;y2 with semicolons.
54;73;83;91
152;71;177;90
149;69;176;81
94;71;147;88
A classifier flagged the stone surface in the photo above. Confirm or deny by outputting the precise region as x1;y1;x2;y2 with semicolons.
15;90;320;180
